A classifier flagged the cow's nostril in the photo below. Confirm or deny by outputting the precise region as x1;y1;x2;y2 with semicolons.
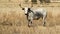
25;14;27;15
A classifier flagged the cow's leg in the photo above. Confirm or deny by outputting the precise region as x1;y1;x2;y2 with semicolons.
43;17;45;26
28;19;32;27
28;19;31;26
28;17;33;27
42;12;47;26
28;21;32;27
43;15;46;26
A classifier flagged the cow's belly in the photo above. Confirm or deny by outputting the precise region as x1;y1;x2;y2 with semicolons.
33;13;43;20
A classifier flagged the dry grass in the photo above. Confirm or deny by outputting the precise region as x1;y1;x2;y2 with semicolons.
0;1;60;34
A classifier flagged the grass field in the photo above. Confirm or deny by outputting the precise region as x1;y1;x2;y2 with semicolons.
0;1;60;34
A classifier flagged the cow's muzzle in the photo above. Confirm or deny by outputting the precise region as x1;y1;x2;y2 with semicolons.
25;14;27;15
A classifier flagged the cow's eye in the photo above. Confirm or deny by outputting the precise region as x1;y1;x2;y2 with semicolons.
28;8;30;10
22;8;24;10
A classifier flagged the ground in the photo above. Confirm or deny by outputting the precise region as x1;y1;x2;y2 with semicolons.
0;1;60;34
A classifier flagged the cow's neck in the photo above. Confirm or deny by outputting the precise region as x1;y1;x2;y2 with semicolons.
26;10;34;20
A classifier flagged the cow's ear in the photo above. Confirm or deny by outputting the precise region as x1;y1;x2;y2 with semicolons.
28;8;30;10
22;8;24;10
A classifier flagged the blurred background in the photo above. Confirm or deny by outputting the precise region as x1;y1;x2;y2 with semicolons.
0;0;60;34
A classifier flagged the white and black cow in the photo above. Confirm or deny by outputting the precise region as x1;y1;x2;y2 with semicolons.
22;7;47;27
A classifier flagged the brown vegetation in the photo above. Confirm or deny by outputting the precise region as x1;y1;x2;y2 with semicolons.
0;0;60;34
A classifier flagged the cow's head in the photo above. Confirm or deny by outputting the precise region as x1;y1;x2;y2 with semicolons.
22;7;30;15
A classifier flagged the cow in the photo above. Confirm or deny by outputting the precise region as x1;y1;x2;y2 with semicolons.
22;7;47;27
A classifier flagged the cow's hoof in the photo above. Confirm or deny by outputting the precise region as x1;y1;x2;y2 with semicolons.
43;24;46;26
28;25;31;27
28;24;32;27
28;25;30;27
28;24;31;27
43;22;46;26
